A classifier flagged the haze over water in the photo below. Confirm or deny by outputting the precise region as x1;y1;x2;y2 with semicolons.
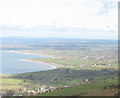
1;51;54;74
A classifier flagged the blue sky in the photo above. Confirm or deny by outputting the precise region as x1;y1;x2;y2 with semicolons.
0;0;118;39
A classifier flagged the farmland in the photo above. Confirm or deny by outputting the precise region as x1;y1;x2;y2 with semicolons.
1;38;119;96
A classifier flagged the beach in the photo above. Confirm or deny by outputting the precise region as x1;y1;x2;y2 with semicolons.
9;50;57;69
21;59;57;69
9;50;58;69
2;50;56;74
9;50;56;58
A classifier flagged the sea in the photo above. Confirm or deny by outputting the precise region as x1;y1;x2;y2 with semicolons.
0;50;54;74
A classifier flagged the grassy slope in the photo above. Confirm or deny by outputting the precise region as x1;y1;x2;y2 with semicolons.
38;79;118;96
2;78;24;90
2;68;118;88
1;43;118;96
1;74;39;90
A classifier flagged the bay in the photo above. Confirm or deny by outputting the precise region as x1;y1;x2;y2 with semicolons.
0;51;54;74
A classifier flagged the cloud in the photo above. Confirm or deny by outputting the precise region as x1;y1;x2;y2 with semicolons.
1;23;117;33
96;1;118;15
0;0;118;39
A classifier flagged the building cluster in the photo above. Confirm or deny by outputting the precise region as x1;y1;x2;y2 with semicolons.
3;85;69;96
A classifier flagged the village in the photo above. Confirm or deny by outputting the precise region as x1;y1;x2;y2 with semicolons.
2;85;69;96
2;78;91;96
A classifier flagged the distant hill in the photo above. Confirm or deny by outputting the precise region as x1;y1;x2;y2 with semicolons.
1;37;118;44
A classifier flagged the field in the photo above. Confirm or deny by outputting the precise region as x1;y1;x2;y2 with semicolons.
39;78;118;96
1;38;119;96
2;78;24;90
1;74;39;91
19;43;118;70
1;68;118;96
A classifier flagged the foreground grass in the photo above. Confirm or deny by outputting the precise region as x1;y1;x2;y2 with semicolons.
1;77;38;90
2;68;118;88
38;78;118;96
1;78;24;90
2;71;118;96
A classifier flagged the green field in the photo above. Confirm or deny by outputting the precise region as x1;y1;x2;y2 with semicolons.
2;78;24;90
1;68;118;96
21;44;118;70
39;78;118;96
1;39;119;96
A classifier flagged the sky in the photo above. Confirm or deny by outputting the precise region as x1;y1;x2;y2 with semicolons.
0;0;118;39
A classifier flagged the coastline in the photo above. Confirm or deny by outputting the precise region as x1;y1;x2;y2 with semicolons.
9;50;56;58
22;59;67;69
2;50;58;74
3;50;65;73
9;50;59;69
21;59;57;69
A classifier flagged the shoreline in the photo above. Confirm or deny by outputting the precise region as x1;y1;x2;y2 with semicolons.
23;59;67;69
9;50;60;68
21;59;57;69
1;50;58;74
9;50;58;69
9;50;56;58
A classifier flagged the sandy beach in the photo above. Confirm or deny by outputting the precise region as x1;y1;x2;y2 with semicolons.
21;59;57;69
9;50;56;58
9;50;57;69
